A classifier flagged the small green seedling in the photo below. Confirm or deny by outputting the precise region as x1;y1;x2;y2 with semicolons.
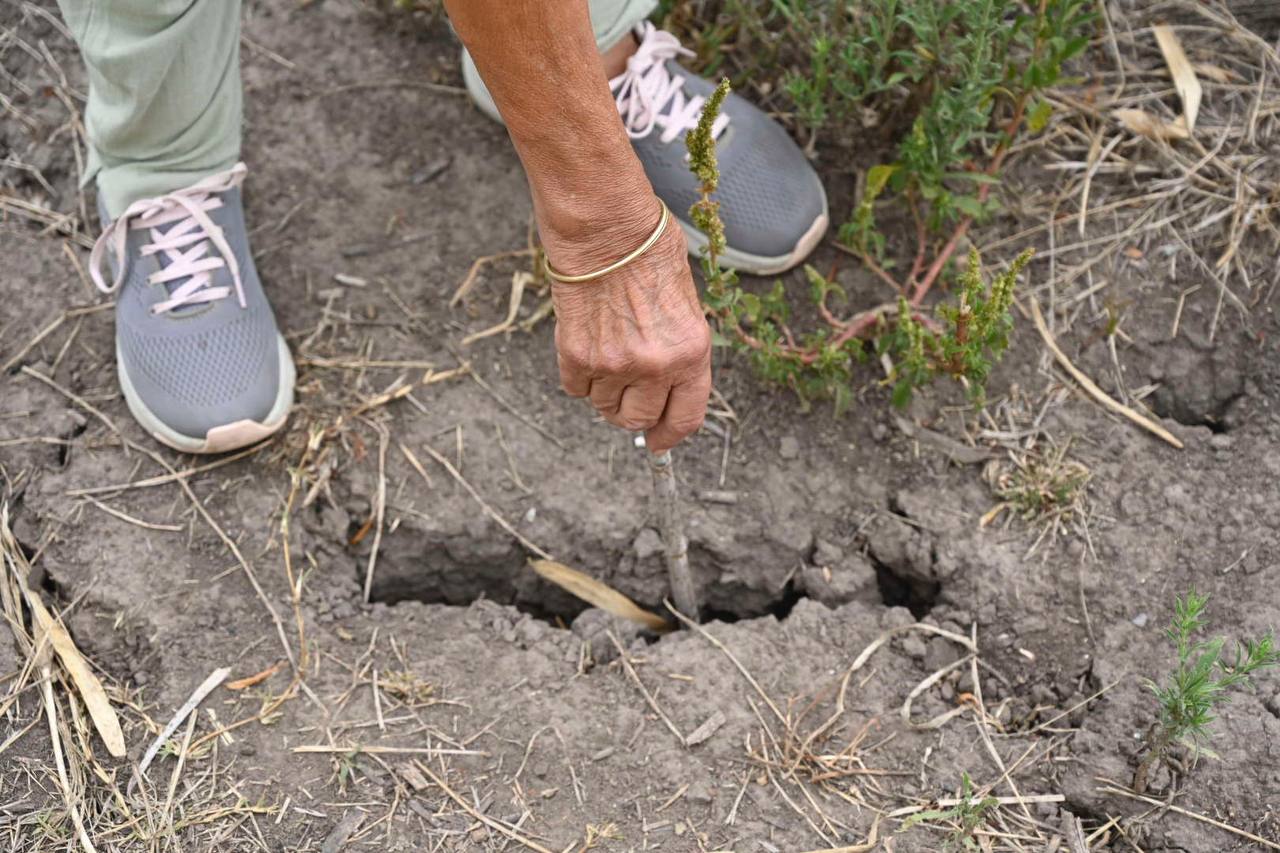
900;772;999;850
989;442;1090;523
1135;590;1280;792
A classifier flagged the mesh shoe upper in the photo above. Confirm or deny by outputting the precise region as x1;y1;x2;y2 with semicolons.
611;27;827;260
92;166;285;440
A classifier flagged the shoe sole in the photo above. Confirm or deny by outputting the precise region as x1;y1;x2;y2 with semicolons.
461;53;827;276
677;208;829;276
117;334;296;455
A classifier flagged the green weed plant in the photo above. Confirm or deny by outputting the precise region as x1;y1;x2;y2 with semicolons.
1135;590;1279;791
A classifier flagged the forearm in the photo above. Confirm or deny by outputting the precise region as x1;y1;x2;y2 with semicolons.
444;0;657;271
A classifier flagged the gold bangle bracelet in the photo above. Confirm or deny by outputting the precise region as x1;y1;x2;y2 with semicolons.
543;201;670;284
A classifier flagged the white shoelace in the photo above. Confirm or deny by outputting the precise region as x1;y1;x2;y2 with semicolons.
90;163;248;315
611;23;730;145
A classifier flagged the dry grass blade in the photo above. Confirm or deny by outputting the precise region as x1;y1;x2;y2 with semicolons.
40;673;97;853
605;630;687;747
1112;107;1189;141
135;667;231;784
530;559;667;631
414;442;552;560
1030;300;1183;449
414;760;556;853
1153;24;1202;133
0;506;126;758
1098;783;1279;850
460;270;531;346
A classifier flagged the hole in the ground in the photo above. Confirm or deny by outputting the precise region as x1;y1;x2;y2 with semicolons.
872;557;939;619
1149;387;1241;433
702;580;805;625
362;542;810;629
56;421;87;467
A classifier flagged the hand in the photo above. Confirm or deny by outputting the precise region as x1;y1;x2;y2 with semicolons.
547;202;712;454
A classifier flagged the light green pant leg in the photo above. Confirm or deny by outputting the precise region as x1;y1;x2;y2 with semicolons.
56;0;242;218
588;0;659;50
461;0;659;121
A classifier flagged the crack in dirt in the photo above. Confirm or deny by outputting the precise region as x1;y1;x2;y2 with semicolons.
56;419;87;468
362;535;812;627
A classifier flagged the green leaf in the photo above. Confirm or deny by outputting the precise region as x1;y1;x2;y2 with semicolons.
865;163;899;199
1026;99;1053;133
953;195;987;218
900;808;956;829
891;378;914;408
945;171;1003;185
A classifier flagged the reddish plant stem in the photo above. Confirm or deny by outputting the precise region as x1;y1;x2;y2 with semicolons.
715;76;1036;369
817;295;847;331
864;252;907;296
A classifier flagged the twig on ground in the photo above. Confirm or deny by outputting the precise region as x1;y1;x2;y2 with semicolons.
134;667;231;785
667;604;786;726
361;422;389;603
461;270;531;346
468;370;567;450
415;760;556;853
606;630;687;747
449;248;538;306
65;445;263;497
1029;300;1184;448
1098;782;1280;850
80;495;184;532
413;442;551;560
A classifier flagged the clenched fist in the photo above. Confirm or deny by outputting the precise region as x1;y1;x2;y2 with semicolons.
547;202;711;454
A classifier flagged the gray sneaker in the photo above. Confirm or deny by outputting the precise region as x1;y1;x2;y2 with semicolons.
462;22;828;275
90;163;295;454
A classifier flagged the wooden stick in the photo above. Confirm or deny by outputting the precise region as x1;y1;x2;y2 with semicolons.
647;451;699;620
292;745;485;757
1030;300;1183;449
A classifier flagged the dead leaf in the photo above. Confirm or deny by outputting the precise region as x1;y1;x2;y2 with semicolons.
348;516;373;546
225;660;285;690
1154;24;1202;133
1113;108;1189;141
1192;62;1235;84
529;560;668;632
398;762;429;791
1;511;127;758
